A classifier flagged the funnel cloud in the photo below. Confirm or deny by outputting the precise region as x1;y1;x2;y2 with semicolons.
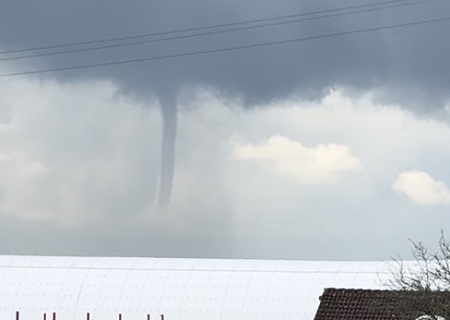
159;95;178;209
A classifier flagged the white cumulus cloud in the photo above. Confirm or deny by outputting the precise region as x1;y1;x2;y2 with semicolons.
230;134;361;184
393;170;450;205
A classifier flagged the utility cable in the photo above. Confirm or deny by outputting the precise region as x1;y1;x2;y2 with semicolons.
0;0;438;56
0;0;438;63
0;15;448;78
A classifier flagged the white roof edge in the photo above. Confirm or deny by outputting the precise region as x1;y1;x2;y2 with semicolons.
0;254;394;273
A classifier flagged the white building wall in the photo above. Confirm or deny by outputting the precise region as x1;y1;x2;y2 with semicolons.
0;255;389;320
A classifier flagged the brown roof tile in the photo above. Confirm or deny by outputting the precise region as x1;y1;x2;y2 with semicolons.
314;288;450;320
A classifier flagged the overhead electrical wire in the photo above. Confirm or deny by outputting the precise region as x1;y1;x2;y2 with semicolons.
0;0;440;57
0;0;439;63
0;15;448;78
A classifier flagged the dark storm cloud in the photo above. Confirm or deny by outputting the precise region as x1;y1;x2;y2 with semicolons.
1;0;449;106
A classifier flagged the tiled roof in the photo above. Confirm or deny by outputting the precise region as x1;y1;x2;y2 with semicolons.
314;288;450;320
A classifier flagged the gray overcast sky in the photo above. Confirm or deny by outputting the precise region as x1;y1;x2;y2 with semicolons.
0;0;450;260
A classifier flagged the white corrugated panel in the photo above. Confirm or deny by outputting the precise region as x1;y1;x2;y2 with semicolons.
0;255;390;320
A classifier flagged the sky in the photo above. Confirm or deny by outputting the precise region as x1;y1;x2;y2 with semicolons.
0;0;450;260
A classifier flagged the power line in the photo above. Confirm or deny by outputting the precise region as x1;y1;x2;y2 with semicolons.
0;0;438;63
0;0;437;57
0;15;448;78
